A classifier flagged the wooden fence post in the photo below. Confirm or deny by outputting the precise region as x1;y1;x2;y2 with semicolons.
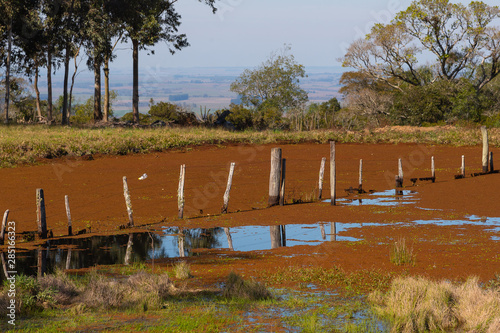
178;165;186;219
0;210;8;245
431;156;435;182
36;189;47;239
122;177;134;227
318;157;326;200
279;159;286;206
481;126;489;173
398;158;404;185
221;162;236;214
65;195;72;236
461;155;465;178
268;148;282;207
330;141;336;206
359;159;363;191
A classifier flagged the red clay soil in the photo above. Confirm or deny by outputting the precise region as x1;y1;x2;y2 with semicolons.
1;142;500;286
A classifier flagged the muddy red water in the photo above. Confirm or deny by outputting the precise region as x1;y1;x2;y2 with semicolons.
1;142;500;286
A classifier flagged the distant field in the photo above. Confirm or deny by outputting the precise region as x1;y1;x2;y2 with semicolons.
35;66;344;117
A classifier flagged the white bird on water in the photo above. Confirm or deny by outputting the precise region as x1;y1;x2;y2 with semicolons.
138;173;148;180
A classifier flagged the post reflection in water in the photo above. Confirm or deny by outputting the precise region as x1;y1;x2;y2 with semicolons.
270;225;286;249
224;227;233;251
124;233;133;265
1;253;8;279
320;223;326;240
177;228;185;258
331;222;337;242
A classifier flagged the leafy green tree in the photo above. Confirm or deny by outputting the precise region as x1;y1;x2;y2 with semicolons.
230;45;308;116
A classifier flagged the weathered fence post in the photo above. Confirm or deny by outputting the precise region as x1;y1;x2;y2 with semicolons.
178;165;186;219
65;195;72;236
122;177;134;227
221;162;236;214
461;155;466;178
330;141;336;206
36;189;47;239
481;126;489;173
359;159;363;191
0;210;8;245
398;158;404;185
279;159;286;206
431;156;435;182
318;157;326;200
268;148;282;207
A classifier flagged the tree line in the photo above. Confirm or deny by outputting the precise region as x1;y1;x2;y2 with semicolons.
0;0;216;124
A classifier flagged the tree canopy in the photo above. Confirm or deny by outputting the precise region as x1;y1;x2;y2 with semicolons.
230;45;308;113
339;0;500;126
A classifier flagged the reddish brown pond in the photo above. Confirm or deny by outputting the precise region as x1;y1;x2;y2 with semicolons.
1;142;500;286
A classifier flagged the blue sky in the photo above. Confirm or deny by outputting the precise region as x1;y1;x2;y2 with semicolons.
108;0;500;71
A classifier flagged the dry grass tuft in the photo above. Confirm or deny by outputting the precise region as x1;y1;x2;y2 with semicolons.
370;276;500;332
223;272;273;301
38;269;79;305
173;261;192;280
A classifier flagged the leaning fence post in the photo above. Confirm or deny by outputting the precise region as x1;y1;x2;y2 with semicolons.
481;126;489;173
268;148;282;207
0;210;8;245
36;189;47;239
178;165;186;219
279;159;286;206
330;141;336;206
318;157;326;200
122;177;134;227
221;162;235;214
65;195;72;236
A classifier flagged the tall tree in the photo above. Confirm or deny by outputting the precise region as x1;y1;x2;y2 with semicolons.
113;0;216;123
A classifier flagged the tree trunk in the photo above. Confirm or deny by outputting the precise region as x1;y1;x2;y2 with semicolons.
4;20;12;124
104;56;110;122
68;47;81;119
62;43;70;125
132;38;139;123
34;65;42;121
93;61;102;122
47;45;53;123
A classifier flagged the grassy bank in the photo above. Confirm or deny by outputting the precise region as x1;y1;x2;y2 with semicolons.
1;125;499;168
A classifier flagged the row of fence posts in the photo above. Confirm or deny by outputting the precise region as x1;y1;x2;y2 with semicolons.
0;126;496;243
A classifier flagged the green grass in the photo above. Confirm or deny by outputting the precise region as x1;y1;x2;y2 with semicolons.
390;237;416;266
1;125;499;168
